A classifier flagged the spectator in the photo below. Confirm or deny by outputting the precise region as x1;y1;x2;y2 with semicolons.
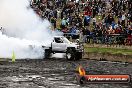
92;17;97;27
61;18;67;29
30;0;132;45
121;12;126;27
84;15;91;27
50;17;56;29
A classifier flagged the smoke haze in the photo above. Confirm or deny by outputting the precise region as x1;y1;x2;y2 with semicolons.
0;0;60;59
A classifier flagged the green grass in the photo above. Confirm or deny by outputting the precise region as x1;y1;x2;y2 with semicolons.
85;47;132;55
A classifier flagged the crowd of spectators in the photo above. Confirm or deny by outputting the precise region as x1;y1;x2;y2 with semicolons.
30;0;132;45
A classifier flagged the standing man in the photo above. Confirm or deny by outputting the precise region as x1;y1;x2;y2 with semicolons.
84;15;91;27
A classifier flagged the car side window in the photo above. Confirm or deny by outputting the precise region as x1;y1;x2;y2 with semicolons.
54;38;63;43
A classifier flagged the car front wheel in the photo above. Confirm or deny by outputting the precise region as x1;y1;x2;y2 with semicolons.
66;48;75;60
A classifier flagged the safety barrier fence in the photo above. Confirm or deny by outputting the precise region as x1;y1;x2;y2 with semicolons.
64;33;132;46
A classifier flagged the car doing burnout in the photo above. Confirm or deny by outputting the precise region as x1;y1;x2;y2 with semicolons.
42;36;84;60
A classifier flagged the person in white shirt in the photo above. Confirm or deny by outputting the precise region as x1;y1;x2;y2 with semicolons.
92;17;96;27
121;13;126;27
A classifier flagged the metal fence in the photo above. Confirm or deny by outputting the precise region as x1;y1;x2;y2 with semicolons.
63;33;132;46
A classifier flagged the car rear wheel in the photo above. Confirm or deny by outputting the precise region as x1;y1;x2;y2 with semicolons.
44;49;51;59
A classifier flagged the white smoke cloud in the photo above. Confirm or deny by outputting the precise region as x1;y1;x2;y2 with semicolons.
0;0;61;59
0;31;44;59
0;0;52;42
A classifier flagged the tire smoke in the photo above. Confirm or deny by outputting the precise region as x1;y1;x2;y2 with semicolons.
0;0;61;59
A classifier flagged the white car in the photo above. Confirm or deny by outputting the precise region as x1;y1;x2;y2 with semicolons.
43;36;84;60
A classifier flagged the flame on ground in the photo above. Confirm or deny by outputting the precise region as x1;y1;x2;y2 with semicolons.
78;66;86;76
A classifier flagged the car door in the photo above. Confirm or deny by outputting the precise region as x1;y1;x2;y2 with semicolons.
52;37;67;52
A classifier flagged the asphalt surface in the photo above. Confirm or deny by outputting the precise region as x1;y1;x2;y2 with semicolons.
0;58;132;88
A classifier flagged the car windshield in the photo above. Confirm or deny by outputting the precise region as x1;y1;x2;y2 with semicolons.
61;37;71;43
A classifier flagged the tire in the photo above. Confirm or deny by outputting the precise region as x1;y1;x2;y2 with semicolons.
44;49;51;59
75;52;82;60
66;48;75;60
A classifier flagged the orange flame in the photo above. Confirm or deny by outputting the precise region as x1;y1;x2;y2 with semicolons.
78;66;86;76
